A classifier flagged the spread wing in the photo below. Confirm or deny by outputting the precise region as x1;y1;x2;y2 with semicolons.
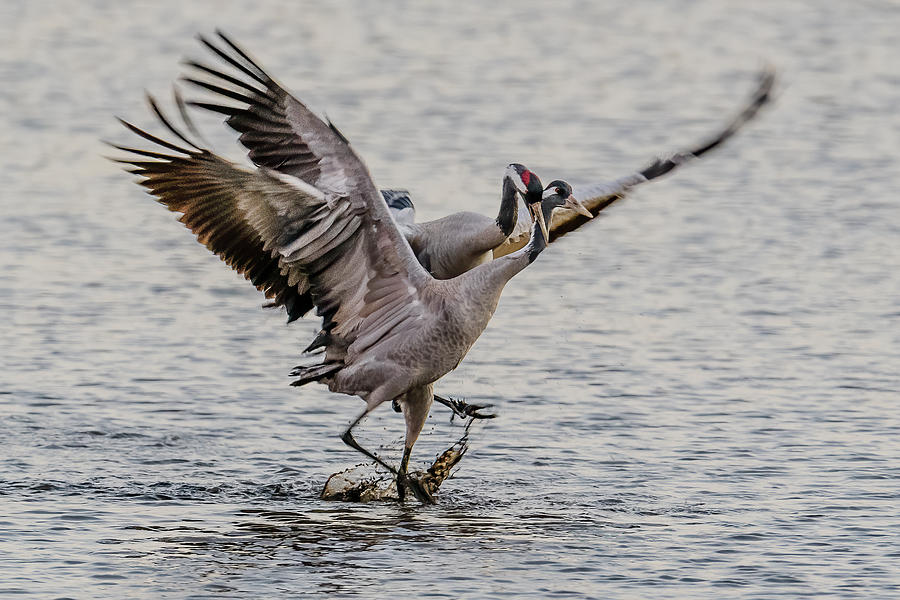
494;66;776;257
111;95;433;366
181;32;422;267
182;30;361;195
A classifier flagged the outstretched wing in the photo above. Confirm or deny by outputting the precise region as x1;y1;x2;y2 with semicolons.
111;95;313;321
182;33;422;252
182;30;361;196
494;66;776;257
111;96;433;368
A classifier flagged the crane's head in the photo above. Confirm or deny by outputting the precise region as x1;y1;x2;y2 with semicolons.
505;163;549;241
506;163;543;198
541;180;593;219
381;189;416;227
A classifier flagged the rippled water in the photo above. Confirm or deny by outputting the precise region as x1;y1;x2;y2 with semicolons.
3;1;900;598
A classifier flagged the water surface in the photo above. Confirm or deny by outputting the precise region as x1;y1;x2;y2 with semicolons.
2;1;899;598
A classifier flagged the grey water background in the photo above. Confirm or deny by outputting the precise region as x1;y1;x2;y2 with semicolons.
2;0;899;597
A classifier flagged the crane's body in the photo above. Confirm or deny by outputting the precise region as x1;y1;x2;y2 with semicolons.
404;211;503;278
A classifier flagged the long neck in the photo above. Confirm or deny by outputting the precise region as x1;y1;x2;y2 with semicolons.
523;201;553;263
494;176;519;237
478;201;552;287
453;204;552;320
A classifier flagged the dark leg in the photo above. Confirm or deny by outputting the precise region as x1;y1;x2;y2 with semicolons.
340;407;435;504
341;407;397;475
397;444;435;505
397;446;411;501
434;394;496;420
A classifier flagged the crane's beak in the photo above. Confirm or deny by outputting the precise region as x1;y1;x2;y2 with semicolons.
528;201;550;243
564;195;593;218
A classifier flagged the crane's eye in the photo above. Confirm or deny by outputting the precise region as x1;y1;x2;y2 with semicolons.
556;187;564;196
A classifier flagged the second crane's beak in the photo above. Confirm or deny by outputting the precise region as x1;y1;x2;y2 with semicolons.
564;195;593;219
528;201;550;243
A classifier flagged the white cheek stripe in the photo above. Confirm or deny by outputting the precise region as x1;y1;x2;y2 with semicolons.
506;166;529;194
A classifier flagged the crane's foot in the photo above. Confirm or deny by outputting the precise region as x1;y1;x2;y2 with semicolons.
397;472;436;505
434;394;496;421
397;445;436;505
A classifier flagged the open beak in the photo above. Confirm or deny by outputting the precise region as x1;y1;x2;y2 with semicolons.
564;195;593;219
528;201;550;242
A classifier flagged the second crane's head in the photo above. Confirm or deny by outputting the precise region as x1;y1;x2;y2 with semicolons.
540;180;593;220
506;163;550;240
531;180;593;243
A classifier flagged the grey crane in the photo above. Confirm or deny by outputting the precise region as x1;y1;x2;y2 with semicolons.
180;31;774;280
180;32;579;288
111;92;592;503
381;163;591;281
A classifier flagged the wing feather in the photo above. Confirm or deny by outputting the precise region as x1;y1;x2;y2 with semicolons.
182;34;428;258
112;95;433;377
182;31;363;197
494;66;776;257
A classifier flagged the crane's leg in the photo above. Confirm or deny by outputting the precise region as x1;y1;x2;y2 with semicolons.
397;386;436;505
341;407;397;476
396;444;435;504
340;404;434;504
434;394;496;420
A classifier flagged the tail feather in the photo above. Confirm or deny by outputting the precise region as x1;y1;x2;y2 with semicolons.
302;329;331;354
290;362;341;387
